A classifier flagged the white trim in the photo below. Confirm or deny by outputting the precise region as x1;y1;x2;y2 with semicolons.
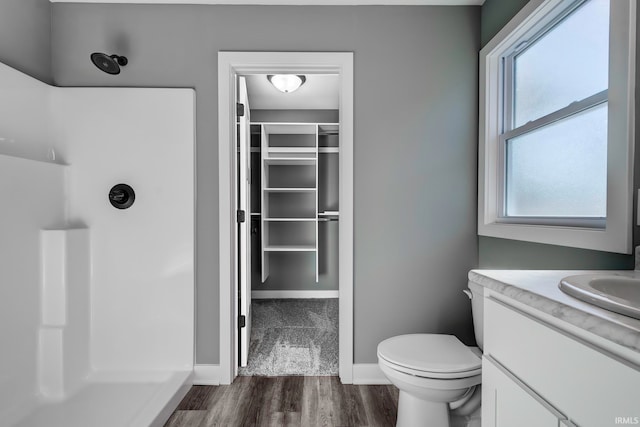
352;363;391;385
337;54;355;385
192;364;221;385
218;52;354;385
251;290;339;299
50;0;484;5
478;0;636;254
218;55;235;385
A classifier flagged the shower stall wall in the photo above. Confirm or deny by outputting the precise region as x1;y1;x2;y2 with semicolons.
0;62;195;427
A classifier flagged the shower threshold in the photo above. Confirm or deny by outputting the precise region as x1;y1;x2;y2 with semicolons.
10;370;191;427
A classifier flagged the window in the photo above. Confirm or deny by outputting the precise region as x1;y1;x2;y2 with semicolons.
478;0;635;253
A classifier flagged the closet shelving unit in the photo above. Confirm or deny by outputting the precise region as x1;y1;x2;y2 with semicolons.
317;123;340;223
258;122;339;283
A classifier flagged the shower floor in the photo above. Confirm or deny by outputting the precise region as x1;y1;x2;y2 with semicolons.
12;371;191;427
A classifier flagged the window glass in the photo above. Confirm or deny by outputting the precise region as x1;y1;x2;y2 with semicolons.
505;102;607;217
513;0;609;127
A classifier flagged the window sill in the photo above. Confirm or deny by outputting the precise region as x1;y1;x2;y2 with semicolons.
478;220;631;254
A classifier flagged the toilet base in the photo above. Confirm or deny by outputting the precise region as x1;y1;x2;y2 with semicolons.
396;390;450;427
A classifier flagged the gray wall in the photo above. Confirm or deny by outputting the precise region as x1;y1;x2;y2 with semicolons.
479;237;634;270
478;0;635;271
480;0;529;47
51;4;480;364
0;0;52;83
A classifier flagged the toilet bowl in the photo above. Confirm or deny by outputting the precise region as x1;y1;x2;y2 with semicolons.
378;282;485;427
378;334;481;427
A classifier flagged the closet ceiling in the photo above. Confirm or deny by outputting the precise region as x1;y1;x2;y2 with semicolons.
246;74;339;110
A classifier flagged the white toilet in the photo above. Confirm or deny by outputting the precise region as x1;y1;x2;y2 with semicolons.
377;282;484;427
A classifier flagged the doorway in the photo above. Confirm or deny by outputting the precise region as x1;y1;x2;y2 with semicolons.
218;52;354;385
237;75;340;376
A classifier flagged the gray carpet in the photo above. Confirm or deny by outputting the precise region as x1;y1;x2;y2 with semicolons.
239;298;338;376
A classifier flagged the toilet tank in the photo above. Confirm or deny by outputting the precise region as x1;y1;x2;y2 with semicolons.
468;281;485;350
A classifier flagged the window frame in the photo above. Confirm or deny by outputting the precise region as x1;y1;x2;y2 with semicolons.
478;0;636;254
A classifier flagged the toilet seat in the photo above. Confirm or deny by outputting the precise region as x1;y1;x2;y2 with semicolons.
380;356;482;379
377;334;481;379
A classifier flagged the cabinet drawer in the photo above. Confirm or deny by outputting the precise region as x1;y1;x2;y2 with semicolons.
484;296;640;427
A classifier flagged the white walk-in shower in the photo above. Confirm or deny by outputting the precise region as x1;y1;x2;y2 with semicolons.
0;62;195;427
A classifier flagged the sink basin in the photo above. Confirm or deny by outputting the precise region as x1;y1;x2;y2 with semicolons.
559;274;640;320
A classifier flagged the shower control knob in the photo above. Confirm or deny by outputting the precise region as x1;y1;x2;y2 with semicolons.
109;184;135;209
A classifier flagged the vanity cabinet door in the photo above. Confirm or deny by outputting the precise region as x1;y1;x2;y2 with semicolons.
482;356;566;427
484;295;640;426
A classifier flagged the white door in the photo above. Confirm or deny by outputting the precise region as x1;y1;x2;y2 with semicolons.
238;76;252;367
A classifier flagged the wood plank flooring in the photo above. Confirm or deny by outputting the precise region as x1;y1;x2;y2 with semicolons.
164;376;399;427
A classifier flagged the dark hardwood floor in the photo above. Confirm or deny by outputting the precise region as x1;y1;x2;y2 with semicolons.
164;376;399;427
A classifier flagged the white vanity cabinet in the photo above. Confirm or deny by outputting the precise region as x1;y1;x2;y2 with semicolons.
481;293;640;427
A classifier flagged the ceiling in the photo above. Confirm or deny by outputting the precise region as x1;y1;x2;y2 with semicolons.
50;0;484;4
245;74;339;110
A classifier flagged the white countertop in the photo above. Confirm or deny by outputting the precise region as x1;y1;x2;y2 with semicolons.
468;269;640;354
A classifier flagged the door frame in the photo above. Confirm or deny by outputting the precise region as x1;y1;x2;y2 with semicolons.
217;51;354;384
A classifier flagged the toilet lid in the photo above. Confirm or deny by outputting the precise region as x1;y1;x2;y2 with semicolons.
377;334;481;375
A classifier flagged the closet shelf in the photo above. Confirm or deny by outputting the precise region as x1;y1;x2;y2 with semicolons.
265;187;316;193
318;147;339;154
262;123;317;135
264;245;317;252
264;158;316;165
318;217;339;222
264;217;316;222
268;147;316;153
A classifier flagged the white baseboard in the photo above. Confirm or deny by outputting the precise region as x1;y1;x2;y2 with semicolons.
251;290;339;299
193;363;388;386
192;364;221;385
352;363;391;385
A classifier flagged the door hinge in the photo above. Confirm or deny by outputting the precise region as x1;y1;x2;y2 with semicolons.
237;210;246;223
236;102;245;117
239;315;246;328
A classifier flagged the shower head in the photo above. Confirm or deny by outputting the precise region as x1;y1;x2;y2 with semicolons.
90;52;128;75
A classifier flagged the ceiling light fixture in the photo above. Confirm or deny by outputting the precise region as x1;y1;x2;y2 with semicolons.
267;75;306;93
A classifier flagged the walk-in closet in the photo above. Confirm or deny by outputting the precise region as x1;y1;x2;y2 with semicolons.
236;74;340;376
